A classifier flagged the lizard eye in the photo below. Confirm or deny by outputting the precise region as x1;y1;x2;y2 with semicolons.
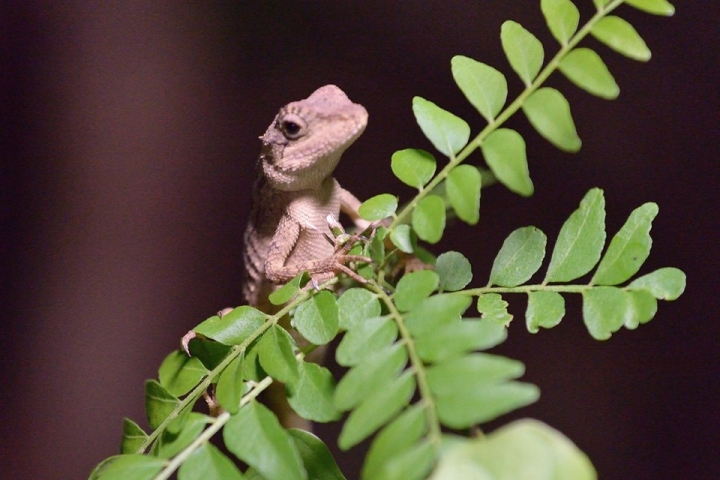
279;114;307;139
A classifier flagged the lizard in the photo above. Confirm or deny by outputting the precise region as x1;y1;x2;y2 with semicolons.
242;84;371;310
241;84;372;427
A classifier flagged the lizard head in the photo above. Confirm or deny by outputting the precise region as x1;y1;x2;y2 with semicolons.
260;85;368;191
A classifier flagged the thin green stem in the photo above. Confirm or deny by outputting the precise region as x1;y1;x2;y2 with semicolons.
390;1;623;230
370;282;443;450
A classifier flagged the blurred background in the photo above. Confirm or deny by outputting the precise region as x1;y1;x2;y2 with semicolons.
2;2;718;478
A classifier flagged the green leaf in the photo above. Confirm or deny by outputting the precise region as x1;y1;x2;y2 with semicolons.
240;341;265;383
416;319;508;362
338;371;416;450
291;290;339;345
627;267;686;300
625;290;658;329
156;413;209;459
591;16;651;62
366;226;387;266
336;316;398;367
435;380;540;429
145;380;179;431
224;402;306;480
194;306;266;346
412;194;446;244
334;344;407;411
451;55;508;122
501;21;545;85
92;454;166;480
526;291;566;333
489;226;547;287
412;97;470;157
405;294;472;336
427;353;526;396
436;251;473;291
592;202;658;285
216;356;248;414
541;0;580;45
187;338;232;371
363;404;427;480
258;324;299;384
446;164;482;224
395;270;440;312
359;194;399;221
582;286;631;340
481;128;534;196
121;418;147;455
625;0;675;16
337;288;381;330
389;224;415;254
559;48;619;99
288;430;347;480
431;419;596;480
523;87;582;152
287;362;341;423
476;293;512;326
545;188;606;282
368;440;436;480
269;273;307;305
178;443;245;480
158;351;208;397
391;149;437;189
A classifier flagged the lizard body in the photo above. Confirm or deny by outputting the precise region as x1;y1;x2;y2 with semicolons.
242;85;369;309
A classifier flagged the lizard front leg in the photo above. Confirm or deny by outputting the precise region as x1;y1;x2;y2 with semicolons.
264;214;371;285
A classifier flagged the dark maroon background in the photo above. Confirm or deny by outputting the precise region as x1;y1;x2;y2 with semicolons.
2;2;718;479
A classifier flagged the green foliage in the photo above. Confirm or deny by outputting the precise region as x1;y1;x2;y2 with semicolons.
92;2;684;479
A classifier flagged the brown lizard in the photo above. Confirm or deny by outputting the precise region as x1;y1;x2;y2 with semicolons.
242;84;371;309
241;85;371;427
